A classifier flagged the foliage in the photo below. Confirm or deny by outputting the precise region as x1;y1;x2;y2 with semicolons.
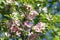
0;0;60;40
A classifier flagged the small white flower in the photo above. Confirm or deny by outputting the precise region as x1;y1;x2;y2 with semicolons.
19;28;24;31
42;7;47;11
5;32;7;36
42;7;47;13
28;33;32;36
21;14;25;17
5;32;10;37
37;4;40;6
15;1;19;5
28;32;33;36
46;14;53;21
23;3;27;6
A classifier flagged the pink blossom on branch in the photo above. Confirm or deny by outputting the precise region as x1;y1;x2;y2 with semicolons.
16;31;21;37
33;22;45;32
10;26;18;32
27;11;38;20
24;20;33;28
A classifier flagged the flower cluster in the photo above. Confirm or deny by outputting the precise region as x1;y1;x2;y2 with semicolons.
0;0;60;40
33;22;45;33
5;3;46;39
5;20;21;37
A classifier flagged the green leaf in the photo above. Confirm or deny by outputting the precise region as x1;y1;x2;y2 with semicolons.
53;36;59;40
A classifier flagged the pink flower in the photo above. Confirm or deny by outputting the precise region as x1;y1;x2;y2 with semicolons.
24;20;28;26
10;26;18;32
24;20;33;28
16;31;21;37
33;22;45;32
27;11;37;20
